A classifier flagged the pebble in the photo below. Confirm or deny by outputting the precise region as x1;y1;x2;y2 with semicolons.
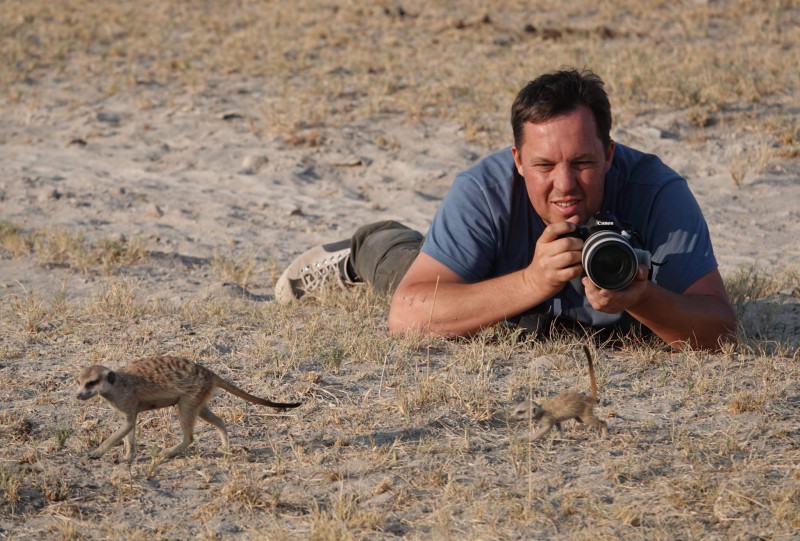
493;33;514;46
146;203;164;218
238;155;268;175
96;112;121;125
38;188;61;202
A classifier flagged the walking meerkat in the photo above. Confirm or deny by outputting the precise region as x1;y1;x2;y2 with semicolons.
76;355;301;462
509;345;607;441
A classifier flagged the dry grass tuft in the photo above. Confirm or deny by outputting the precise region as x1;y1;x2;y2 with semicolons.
725;263;800;348
211;251;258;290
0;222;148;276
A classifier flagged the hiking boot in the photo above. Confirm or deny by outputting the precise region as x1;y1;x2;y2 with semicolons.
274;239;355;304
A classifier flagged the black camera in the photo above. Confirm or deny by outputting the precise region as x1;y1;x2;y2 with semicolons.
561;213;652;291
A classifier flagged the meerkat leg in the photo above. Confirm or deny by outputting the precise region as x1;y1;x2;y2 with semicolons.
580;412;608;439
90;414;137;459
122;426;137;462
199;406;229;453
530;421;554;442
593;418;608;439
163;401;199;458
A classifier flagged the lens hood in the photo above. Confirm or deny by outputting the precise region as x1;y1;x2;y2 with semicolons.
581;230;639;290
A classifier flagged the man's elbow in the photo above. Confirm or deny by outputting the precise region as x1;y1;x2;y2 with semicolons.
717;307;739;347
387;296;422;336
690;307;738;352
387;310;410;335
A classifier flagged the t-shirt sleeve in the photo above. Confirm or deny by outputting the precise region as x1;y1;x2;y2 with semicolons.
421;174;499;283
646;179;718;294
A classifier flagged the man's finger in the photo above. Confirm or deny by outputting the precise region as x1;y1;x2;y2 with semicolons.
539;221;578;243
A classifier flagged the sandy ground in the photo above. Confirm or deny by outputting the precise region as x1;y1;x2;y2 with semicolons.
1;46;799;540
2;73;798;337
2;81;799;296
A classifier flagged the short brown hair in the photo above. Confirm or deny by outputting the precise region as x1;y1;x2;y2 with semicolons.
511;68;612;148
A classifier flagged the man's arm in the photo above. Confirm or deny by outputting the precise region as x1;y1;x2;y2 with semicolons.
388;253;527;337
584;267;737;351
388;222;583;337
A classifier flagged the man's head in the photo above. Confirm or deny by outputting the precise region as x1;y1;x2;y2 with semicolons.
511;68;615;225
511;68;612;149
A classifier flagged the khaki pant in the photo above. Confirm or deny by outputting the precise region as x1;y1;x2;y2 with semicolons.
348;220;423;295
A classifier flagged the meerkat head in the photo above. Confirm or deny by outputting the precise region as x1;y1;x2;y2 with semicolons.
509;400;543;422
76;365;116;400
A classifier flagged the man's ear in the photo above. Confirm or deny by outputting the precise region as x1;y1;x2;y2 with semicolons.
604;140;616;172
106;371;116;385
512;146;524;177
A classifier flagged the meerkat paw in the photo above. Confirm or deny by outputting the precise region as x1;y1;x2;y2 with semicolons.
163;441;191;458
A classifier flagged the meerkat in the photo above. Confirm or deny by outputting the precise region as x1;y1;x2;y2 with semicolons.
76;355;301;462
509;345;607;441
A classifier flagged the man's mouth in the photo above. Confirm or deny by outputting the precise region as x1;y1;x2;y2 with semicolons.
550;199;582;221
553;200;578;208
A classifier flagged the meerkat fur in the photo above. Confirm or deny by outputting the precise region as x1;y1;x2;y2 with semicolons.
510;345;607;441
76;355;301;462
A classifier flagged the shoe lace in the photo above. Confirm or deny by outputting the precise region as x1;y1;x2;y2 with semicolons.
300;252;347;290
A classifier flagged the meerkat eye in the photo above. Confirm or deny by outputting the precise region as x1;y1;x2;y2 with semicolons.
86;379;99;387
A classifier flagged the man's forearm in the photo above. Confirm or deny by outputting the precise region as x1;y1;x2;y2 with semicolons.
627;281;737;351
388;272;549;337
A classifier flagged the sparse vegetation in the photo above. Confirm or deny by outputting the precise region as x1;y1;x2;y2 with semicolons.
0;0;798;538
725;263;800;347
0;222;147;275
48;424;74;451
1;272;798;538
1;0;800;149
211;251;258;290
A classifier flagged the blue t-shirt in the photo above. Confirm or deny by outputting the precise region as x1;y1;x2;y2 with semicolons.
421;143;718;330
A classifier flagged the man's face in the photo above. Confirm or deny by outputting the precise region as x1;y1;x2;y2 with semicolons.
512;105;614;226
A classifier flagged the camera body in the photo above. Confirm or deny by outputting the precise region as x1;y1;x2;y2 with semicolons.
562;213;652;291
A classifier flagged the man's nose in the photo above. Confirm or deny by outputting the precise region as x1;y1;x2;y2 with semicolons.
552;164;578;191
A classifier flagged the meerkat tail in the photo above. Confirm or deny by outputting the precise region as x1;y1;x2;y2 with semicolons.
583;345;598;402
213;377;301;409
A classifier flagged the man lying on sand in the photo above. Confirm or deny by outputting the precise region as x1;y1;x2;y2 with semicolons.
276;68;737;351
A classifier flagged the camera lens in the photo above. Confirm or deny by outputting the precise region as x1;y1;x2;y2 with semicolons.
582;231;638;290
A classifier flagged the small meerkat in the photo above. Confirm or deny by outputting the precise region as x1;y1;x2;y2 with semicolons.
76;355;301;462
510;345;607;441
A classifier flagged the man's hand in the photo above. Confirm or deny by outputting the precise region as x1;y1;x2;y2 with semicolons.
583;264;649;313
389;221;588;337
522;222;585;299
584;266;737;351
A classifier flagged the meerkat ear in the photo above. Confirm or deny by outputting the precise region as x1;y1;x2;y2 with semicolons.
106;371;116;384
